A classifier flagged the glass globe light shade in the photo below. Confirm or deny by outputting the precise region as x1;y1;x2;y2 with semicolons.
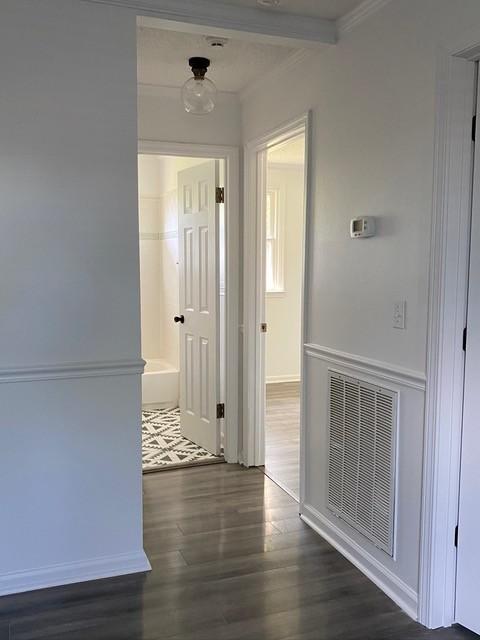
181;76;217;115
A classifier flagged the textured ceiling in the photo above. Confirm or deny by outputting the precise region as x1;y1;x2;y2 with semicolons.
137;26;295;93
268;135;305;166
206;0;365;21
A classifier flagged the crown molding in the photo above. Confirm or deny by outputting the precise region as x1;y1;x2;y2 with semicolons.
239;48;314;103
82;0;337;47
337;0;391;36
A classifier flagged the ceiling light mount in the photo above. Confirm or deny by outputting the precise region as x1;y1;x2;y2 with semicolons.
182;57;217;115
188;56;211;79
205;36;229;48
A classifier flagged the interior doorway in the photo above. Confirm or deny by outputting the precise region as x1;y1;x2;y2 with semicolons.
243;114;310;500
263;135;306;499
455;61;480;637
138;152;227;472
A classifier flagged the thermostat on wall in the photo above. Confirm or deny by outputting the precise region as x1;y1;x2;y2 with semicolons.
350;217;376;238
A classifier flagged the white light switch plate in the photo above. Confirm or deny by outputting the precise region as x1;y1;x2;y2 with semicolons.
393;301;406;329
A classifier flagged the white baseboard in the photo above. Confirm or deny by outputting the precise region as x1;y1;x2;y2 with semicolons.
0;550;152;597
301;503;418;621
266;375;300;384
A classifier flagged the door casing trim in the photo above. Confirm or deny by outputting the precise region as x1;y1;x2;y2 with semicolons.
242;112;312;508
138;140;240;463
419;39;480;628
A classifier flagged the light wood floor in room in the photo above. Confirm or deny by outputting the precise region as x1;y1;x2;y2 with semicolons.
0;465;475;639
265;382;301;499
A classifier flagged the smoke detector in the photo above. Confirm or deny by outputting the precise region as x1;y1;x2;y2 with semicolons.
205;36;229;48
257;0;281;6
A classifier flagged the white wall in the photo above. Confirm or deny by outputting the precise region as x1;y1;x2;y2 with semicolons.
138;85;242;146
265;165;304;383
0;0;149;594
242;0;480;619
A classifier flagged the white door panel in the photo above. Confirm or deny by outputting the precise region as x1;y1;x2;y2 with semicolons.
178;160;220;455
456;69;480;635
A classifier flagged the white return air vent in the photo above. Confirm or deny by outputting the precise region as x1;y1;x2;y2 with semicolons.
327;371;397;556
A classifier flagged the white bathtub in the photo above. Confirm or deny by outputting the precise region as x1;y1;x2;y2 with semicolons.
142;358;179;407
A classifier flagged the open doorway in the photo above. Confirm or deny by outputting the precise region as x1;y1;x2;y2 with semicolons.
263;135;305;499
138;153;226;472
243;115;309;498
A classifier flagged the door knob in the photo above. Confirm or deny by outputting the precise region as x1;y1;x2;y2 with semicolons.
174;315;185;324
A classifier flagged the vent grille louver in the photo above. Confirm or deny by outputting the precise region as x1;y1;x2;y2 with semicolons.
327;371;397;556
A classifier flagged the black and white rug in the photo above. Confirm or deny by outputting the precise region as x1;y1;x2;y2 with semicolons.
142;407;222;472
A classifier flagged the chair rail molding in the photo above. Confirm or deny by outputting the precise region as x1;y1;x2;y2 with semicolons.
81;0;337;47
304;343;426;391
0;359;145;384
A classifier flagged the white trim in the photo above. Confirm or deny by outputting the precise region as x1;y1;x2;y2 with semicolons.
419;52;477;628
243;112;311;472
337;0;391;36
304;343;426;391
140;139;236;159
301;504;418;621
266;375;300;384
0;359;145;384
0;550;151;597
84;0;337;47
138;139;240;464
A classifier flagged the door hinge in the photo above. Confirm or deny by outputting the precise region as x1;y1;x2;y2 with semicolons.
260;323;267;333
216;403;225;419
472;115;477;142
463;327;467;351
216;187;225;204
454;525;459;547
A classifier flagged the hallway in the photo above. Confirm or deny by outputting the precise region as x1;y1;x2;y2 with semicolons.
0;465;474;639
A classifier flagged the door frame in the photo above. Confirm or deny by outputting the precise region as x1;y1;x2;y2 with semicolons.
138;139;240;463
419;39;480;628
242;113;311;492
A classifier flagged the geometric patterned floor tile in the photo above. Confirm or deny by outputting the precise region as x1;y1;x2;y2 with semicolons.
142;407;223;472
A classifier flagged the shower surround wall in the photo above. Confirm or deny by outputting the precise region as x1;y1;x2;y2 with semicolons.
138;155;180;371
138;155;206;406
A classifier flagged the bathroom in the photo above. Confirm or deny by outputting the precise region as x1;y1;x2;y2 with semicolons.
138;153;225;471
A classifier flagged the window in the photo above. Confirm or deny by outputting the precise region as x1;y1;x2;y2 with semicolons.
265;188;285;293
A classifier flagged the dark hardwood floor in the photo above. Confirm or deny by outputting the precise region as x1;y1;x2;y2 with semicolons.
265;382;300;499
0;464;475;639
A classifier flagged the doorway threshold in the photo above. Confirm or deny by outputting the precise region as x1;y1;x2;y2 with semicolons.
260;466;299;502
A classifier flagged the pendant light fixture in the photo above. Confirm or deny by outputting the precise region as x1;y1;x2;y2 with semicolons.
181;57;217;115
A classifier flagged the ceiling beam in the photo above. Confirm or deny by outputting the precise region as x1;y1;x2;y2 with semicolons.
82;0;337;47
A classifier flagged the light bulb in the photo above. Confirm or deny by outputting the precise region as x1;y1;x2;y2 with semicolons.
181;76;217;115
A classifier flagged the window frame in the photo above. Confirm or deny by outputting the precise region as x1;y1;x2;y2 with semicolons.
265;186;286;295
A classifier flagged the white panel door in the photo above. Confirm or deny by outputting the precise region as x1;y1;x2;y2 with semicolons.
177;160;220;454
456;72;480;635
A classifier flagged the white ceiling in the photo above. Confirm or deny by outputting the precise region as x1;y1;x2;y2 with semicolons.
137;26;295;93
268;135;305;166
206;0;365;21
